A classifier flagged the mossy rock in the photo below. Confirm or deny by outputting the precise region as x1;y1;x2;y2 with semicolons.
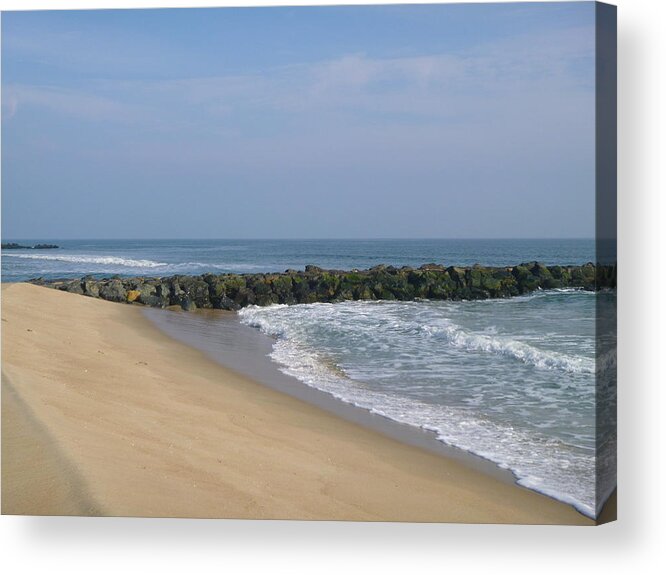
62;280;84;295
342;272;363;284
354;286;375;300
179;298;197;311
530;262;552;279
204;276;227;298
428;284;452;299
379;289;397;300
292;276;313;302
447;267;467;287
480;275;502;291
270;274;293;293
333;289;355;302
549;265;565;279
511;265;540;292
542;277;564;289
234;287;256;306
467;268;484;289
222;275;247;295
82;280;100;297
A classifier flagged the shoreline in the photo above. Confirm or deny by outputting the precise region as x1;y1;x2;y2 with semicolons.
143;306;522;487
144;305;613;519
1;283;594;523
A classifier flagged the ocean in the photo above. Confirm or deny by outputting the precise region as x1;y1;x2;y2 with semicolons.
1;238;615;518
1;238;594;282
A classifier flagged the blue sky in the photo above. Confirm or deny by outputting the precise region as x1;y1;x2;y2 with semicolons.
1;2;596;239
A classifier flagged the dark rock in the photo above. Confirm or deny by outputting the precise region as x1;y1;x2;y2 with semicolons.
220;296;241;311
60;280;84;295
2;243;59;250
141;294;166;308
2;243;26;249
82;279;100;297
419;263;445;271
99;280;127;303
32;261;616;312
179;298;197;312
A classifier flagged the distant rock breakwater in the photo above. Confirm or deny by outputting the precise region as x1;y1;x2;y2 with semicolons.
2;243;59;250
30;262;616;311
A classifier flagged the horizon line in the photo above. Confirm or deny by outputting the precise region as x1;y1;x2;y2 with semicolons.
1;237;597;242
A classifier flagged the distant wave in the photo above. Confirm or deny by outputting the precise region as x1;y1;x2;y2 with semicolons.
422;320;595;374
471;287;595;307
4;253;266;272
168;262;266;271
5;253;167;268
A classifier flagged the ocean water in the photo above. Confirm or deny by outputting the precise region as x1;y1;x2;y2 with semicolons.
239;291;615;518
1;238;594;282
1;238;615;517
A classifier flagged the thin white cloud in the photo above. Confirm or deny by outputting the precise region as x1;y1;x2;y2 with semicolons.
1;92;19;120
4;20;594;128
4;84;139;123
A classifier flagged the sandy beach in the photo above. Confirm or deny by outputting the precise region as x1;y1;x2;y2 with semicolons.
1;282;593;524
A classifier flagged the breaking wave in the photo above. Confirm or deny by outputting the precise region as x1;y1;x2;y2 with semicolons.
238;294;604;518
4;253;266;273
5;253;167;268
421;321;595;374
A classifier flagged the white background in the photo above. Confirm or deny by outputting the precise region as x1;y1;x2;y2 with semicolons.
1;0;663;573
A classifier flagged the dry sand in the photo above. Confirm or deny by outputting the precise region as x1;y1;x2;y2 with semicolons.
1;283;594;524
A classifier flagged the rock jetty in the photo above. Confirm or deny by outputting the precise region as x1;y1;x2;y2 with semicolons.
30;262;616;312
2;243;59;250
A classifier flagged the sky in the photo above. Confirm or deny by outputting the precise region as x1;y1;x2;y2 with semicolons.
1;2;596;240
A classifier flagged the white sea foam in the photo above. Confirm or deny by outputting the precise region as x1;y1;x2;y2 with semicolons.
167;262;266;271
248;318;596;517
5;253;266;273
421;321;596;374
238;296;607;518
5;253;167;268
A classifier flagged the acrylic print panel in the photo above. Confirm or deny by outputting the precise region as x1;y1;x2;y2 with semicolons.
0;1;616;525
